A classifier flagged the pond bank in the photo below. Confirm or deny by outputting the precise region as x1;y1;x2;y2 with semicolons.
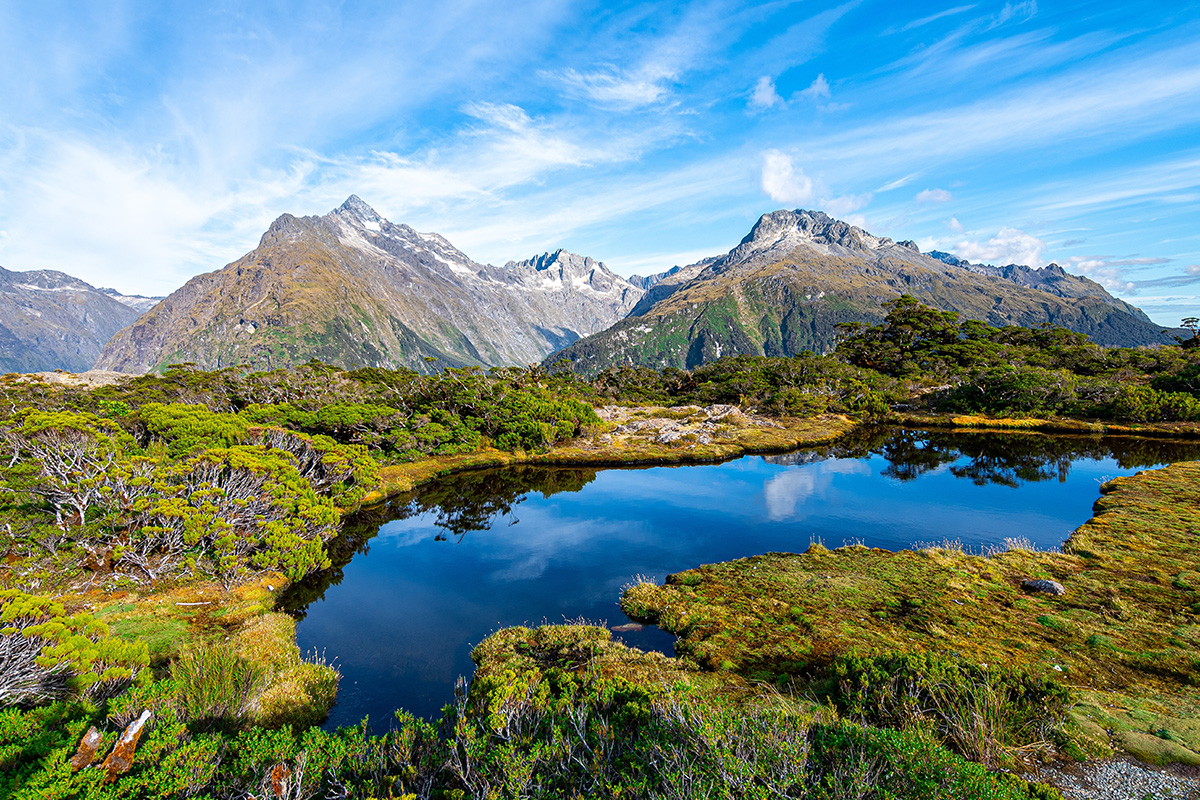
615;457;1200;769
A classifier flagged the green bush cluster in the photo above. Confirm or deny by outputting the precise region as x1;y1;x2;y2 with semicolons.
575;353;893;418
0;406;369;583
0;674;1061;800
0;590;148;708
831;652;1075;768
836;295;1200;421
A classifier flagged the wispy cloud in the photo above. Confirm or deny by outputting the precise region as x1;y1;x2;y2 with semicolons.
877;173;921;192
551;66;673;110
893;5;977;33
915;188;952;203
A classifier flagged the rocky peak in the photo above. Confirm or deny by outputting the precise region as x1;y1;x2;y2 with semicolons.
719;209;898;270
335;195;384;228
259;213;310;247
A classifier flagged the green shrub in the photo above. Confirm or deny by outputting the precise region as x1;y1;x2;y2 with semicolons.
831;651;1074;768
0;590;148;707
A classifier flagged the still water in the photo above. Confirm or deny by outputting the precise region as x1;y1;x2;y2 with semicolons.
282;428;1200;728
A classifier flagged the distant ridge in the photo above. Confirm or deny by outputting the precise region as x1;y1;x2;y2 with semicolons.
546;209;1173;373
96;197;645;374
0;266;145;373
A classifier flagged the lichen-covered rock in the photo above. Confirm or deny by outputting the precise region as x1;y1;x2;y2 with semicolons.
69;726;103;771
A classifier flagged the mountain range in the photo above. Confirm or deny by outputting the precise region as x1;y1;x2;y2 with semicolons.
0;266;160;374
546;210;1173;372
0;198;1176;376
97;196;645;374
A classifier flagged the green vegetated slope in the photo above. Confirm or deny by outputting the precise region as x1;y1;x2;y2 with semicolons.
550;210;1173;373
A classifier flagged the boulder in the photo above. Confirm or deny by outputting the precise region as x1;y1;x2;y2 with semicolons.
1022;578;1066;596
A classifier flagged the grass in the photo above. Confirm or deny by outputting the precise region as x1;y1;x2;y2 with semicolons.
619;461;1200;764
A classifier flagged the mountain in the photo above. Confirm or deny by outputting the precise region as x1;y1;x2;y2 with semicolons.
99;288;165;314
546;209;1173;373
0;266;145;373
96;196;644;374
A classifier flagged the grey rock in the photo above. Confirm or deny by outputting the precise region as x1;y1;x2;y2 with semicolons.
1022;578;1066;596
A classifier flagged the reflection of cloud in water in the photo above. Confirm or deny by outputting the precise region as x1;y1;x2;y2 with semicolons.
378;504;655;587
763;459;871;521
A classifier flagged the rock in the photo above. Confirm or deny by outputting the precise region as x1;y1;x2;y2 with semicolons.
69;726;104;771
1023;578;1066;596
101;709;152;782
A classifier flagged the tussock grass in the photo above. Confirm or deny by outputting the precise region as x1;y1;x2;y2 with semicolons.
172;645;268;730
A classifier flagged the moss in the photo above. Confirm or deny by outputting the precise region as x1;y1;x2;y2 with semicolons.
1117;730;1200;766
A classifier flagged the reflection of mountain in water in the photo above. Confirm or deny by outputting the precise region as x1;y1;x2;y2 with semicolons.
760;451;827;467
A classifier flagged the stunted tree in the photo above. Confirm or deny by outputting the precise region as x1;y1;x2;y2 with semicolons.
1175;317;1200;349
0;410;137;529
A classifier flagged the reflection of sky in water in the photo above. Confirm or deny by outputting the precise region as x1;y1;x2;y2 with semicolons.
297;437;1189;729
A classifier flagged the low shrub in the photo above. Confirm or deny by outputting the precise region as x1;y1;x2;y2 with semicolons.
831;651;1075;768
0;590;148;708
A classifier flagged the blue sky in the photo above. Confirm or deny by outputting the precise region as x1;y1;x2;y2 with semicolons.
1;1;1199;325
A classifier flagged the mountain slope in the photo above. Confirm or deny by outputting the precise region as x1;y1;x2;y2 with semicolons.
0;266;145;373
547;210;1172;373
96;196;644;373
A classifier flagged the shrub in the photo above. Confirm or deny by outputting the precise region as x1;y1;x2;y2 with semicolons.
831;651;1074;768
0;590;148;707
130;445;339;581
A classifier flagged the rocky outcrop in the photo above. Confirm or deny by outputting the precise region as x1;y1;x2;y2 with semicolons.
96;197;646;374
0;266;144;373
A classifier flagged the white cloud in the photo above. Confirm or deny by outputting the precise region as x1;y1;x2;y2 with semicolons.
1188;265;1200;275
553;66;672;110
915;187;952;203
954;227;1047;267
877;173;920;192
1064;256;1135;292
761;150;816;206
796;73;832;102
749;76;784;111
759;151;876;218
946;217;965;233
